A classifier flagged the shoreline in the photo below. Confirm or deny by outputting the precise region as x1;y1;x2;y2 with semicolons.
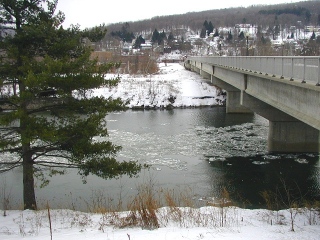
129;102;226;110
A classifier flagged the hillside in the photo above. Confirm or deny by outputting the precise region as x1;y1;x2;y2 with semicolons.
106;1;320;34
90;0;320;66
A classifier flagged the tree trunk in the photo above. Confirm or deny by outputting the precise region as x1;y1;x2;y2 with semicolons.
23;160;37;210
21;116;37;210
21;88;37;210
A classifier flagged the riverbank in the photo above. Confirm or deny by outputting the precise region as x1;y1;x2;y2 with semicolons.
1;206;320;240
93;62;226;109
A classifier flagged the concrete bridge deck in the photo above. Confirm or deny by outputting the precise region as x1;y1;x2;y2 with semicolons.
185;56;320;153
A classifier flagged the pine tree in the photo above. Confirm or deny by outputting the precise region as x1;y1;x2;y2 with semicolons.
238;31;245;40
133;35;145;49
213;28;219;37
227;30;233;42
305;10;311;23
203;20;209;31
0;0;143;210
200;27;207;38
310;31;316;40
111;22;135;42
290;32;294;39
201;20;213;36
151;28;160;44
167;32;175;44
207;21;214;35
158;30;167;45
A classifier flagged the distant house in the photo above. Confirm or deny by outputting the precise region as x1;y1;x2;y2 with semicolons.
122;43;132;53
140;43;152;50
188;35;200;40
290;26;296;31
164;46;171;53
271;40;282;47
235;24;251;28
305;26;320;33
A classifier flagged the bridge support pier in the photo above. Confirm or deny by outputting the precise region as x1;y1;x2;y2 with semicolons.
226;91;252;113
210;75;251;113
268;121;319;153
200;70;211;79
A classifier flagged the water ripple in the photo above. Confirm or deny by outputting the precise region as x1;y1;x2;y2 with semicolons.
108;122;269;169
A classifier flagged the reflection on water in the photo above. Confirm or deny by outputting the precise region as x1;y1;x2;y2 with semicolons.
1;107;319;210
207;154;320;208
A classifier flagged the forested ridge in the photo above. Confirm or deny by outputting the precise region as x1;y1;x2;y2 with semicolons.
106;1;320;35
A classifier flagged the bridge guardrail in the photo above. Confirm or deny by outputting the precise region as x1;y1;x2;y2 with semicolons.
187;56;320;86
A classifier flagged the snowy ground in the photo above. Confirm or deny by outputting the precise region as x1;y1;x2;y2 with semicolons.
1;207;320;239
93;62;225;109
1;62;320;239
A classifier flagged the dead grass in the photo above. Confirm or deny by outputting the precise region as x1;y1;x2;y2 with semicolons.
89;184;242;230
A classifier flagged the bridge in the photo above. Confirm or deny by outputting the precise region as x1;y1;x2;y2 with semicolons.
184;56;320;153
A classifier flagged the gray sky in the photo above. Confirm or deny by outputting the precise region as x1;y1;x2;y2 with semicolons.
56;0;298;29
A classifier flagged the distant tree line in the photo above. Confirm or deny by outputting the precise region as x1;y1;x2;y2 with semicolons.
259;7;311;22
111;22;135;42
106;1;320;35
200;20;214;38
107;22;192;51
259;7;309;16
151;29;167;45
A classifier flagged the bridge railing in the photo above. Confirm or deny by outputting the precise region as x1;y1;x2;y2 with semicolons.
187;56;320;86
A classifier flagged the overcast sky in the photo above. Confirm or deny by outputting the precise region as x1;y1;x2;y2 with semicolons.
56;0;298;29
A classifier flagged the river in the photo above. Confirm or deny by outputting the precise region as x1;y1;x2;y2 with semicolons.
1;107;319;211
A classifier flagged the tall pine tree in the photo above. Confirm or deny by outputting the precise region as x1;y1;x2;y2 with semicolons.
151;28;160;44
0;0;143;210
133;35;145;49
207;21;214;35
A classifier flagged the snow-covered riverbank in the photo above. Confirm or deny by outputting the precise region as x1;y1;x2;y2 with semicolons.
1;206;320;240
93;62;225;109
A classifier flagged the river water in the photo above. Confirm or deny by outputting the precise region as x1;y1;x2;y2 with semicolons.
1;107;320;211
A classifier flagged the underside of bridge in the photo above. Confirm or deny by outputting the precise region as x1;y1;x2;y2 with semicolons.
187;62;320;153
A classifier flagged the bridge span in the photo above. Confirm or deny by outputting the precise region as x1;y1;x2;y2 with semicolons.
185;56;320;153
